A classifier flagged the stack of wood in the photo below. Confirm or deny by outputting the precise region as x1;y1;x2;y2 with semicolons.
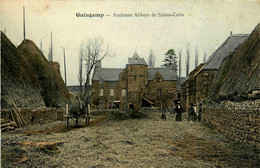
9;99;27;128
1;99;28;131
1;118;15;131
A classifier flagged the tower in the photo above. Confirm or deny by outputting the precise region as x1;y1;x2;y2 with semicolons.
126;52;148;110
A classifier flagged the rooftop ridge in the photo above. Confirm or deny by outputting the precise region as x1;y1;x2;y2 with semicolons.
230;34;249;37
99;67;124;69
206;36;231;64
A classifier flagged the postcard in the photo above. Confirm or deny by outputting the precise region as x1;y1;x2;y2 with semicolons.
1;0;259;167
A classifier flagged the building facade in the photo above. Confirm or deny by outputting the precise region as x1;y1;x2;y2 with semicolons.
181;33;249;111
91;52;178;110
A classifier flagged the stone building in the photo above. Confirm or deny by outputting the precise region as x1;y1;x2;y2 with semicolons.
181;63;205;111
91;52;178;110
181;33;248;111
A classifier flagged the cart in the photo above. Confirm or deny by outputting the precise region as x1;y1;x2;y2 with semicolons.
65;96;90;128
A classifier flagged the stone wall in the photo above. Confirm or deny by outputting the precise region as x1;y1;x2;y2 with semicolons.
202;100;260;148
1;108;65;126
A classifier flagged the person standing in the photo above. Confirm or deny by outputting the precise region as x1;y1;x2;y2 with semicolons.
175;101;183;121
188;103;196;121
161;106;167;120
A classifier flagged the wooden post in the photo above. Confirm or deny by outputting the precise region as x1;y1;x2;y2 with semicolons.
63;48;67;86
49;32;53;61
65;104;68;117
23;6;26;40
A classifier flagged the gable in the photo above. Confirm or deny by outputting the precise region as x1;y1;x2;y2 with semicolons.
148;67;177;81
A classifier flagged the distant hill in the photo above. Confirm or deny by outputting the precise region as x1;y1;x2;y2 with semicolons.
1;32;45;108
17;39;71;107
210;24;260;100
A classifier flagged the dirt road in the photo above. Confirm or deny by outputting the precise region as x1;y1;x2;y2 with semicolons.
1;111;258;168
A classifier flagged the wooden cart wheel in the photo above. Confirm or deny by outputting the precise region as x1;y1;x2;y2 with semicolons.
66;117;69;129
86;117;90;126
76;118;79;126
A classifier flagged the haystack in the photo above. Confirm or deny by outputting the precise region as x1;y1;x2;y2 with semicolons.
17;40;71;107
1;31;45;108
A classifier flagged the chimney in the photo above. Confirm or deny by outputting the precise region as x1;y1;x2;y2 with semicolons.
95;60;101;69
230;31;232;36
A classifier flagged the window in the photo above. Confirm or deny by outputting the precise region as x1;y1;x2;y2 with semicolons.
156;77;160;83
122;76;126;81
157;89;162;96
134;75;137;81
121;89;126;97
100;89;104;96
110;89;114;96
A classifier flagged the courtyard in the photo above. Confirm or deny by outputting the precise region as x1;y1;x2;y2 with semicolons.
1;110;258;168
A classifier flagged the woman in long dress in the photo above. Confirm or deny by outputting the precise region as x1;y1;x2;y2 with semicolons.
175;102;183;121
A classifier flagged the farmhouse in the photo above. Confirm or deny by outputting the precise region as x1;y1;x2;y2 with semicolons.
91;52;178;110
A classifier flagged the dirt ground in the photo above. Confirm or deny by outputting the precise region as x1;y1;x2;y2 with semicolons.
1;111;259;168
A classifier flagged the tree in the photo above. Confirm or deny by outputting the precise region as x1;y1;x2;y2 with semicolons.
148;49;156;68
178;49;182;77
78;44;85;98
162;49;177;73
203;52;207;63
186;43;190;77
81;37;113;105
195;45;199;68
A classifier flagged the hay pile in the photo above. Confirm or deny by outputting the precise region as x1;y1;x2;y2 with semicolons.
1;31;71;108
1;31;45;108
210;24;260;100
17;39;71;107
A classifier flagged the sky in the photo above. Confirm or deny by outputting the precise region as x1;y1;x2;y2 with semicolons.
1;0;260;86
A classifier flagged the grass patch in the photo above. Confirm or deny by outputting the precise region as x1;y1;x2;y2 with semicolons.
1;145;28;167
200;121;217;133
109;111;149;121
